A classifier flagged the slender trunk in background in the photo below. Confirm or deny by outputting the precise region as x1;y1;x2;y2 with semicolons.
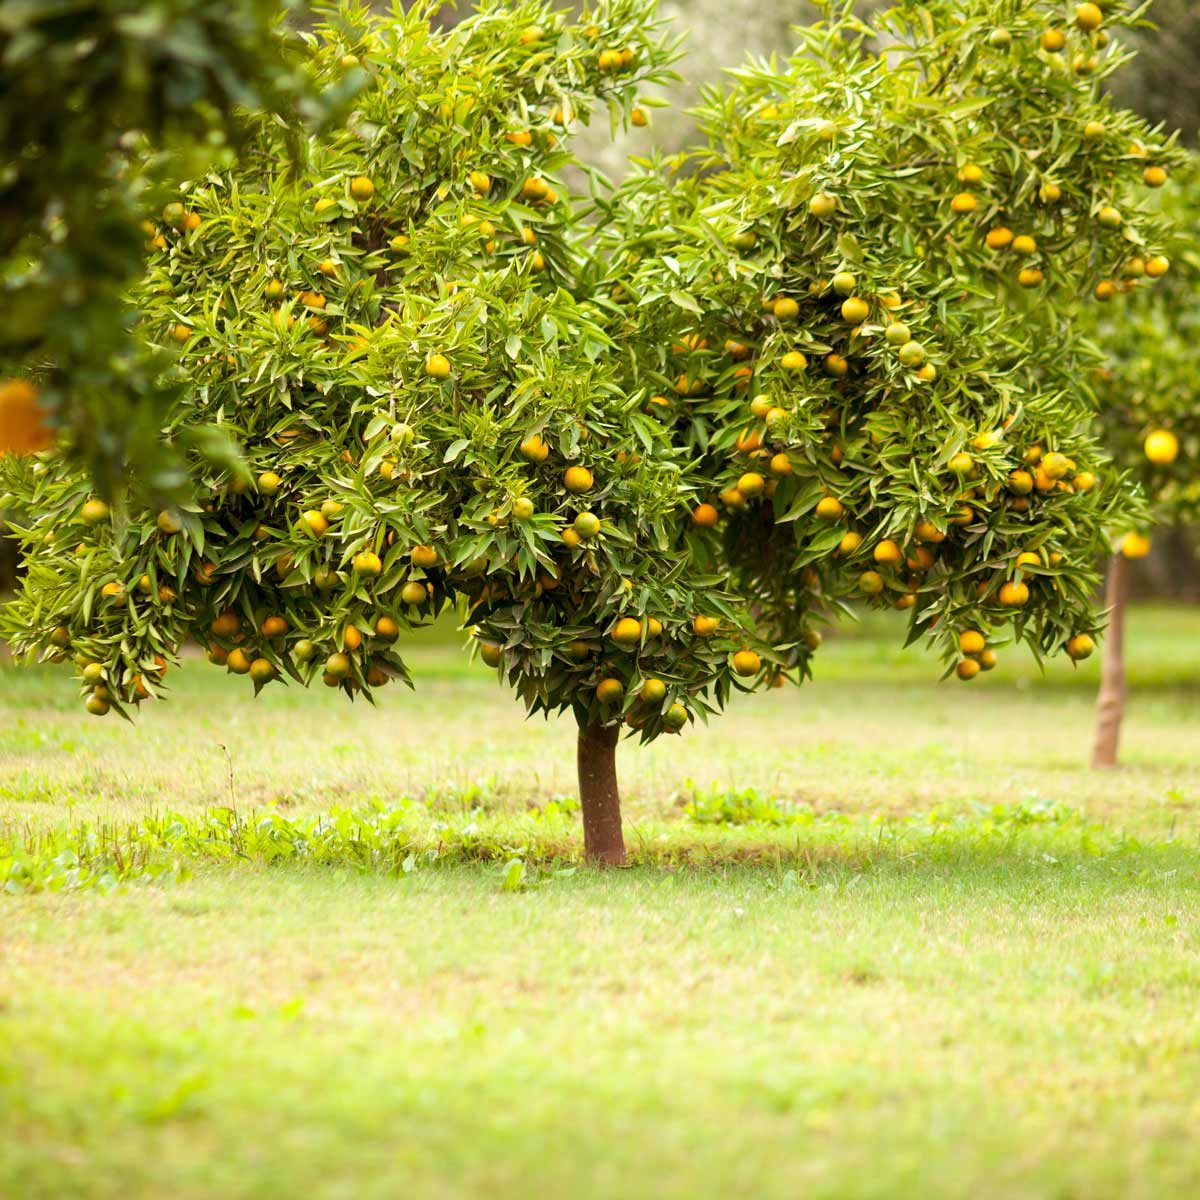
1091;555;1129;769
577;722;625;865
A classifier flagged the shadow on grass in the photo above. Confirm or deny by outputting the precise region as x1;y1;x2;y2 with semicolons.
3;791;1198;896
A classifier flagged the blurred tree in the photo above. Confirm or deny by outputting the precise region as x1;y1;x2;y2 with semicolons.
0;0;328;497
1086;162;1198;766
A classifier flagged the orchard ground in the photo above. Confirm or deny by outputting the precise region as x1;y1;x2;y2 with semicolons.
3;605;1200;1199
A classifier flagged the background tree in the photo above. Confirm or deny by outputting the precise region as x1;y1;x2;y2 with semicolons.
0;0;1184;863
1087;163;1198;766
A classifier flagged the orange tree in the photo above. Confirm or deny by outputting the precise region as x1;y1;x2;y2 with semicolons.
1086;162;1198;766
0;0;1184;863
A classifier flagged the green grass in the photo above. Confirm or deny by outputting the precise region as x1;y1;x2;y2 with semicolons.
2;605;1200;1198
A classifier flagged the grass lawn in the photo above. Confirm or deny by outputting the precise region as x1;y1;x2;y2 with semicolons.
2;605;1199;1198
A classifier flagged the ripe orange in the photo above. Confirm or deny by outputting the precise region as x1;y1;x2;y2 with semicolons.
950;192;977;215
769;453;792;476
978;649;998;671
519;433;550;462
1143;430;1178;466
1094;280;1116;302
1145;256;1170;278
692;503;719;528
873;539;902;566
781;351;808;371
998;581;1030;607
0;379;54;454
737;472;765;498
1143;166;1168;188
986;227;1014;250
956;658;981;681
343;625;363;652
349;175;376;201
959;629;986;655
564;465;594;493
815;496;844;521
732;649;761;676
596;677;624;704
915;521;946;545
425;353;451;378
839;531;863;555
211;611;241;638
1041;28;1066;52
1075;3;1102;32
249;658;276;685
1066;634;1095;661
411;544;438;568
227;648;252;675
1120;531;1152;559
824;353;849;378
639;678;666;704
301;510;329;538
353;550;383;576
841;297;870;324
612;618;642;648
693;615;720;637
261;616;289;639
772;297;799;321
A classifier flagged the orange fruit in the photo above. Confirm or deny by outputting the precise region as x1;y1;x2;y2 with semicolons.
612;618;642;648
564;465;594;493
596;677;624;704
959;629;986;656
227;648;252;675
873;539;902;566
956;658;981;681
692;615;720;637
1066;634;1095;661
0;379;54;455
732;650;761;676
692;503;719;528
349;175;375;201
998;581;1030;607
815;496;844;521
353;550;383;576
411;544;438;568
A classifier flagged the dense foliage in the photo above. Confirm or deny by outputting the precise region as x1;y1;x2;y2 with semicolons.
0;0;1186;747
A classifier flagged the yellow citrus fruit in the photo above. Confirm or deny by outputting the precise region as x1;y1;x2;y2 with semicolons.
411;544;438;568
815;496;844;521
732;650;761;676
1066;634;1095;661
956;658;981;681
950;192;978;215
349;175;375;201
959;629;986;656
1041;28;1066;52
1143;166;1168;188
353;550;383;576
564;465;594;493
692;503;719;528
425;353;451;378
692;615;720;636
998;581;1030;607
1075;3;1102;32
1143;430;1178;465
873;539;902;566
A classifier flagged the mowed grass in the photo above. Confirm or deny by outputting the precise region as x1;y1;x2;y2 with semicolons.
2;605;1200;1199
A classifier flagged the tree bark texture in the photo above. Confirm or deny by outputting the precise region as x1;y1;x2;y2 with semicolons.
577;722;626;865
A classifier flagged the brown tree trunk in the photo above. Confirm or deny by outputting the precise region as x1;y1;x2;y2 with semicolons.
1092;555;1128;769
577;722;626;865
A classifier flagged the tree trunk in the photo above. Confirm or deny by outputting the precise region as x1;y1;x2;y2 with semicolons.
577;722;626;865
1091;555;1128;769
